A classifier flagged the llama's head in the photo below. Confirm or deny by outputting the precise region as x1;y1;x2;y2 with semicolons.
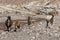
48;9;58;16
7;16;11;19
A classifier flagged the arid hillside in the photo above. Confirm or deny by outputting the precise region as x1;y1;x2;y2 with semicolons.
0;0;60;5
0;0;38;5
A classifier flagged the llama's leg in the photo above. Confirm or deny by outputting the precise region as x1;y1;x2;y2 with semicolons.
17;25;20;31
50;15;54;25
28;16;31;25
17;25;20;29
14;26;17;32
7;26;10;32
46;20;49;28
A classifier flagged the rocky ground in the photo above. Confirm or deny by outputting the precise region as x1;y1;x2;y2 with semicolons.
0;10;59;40
0;0;60;40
